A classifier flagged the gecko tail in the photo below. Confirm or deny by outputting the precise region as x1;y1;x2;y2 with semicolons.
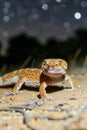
0;75;19;86
0;77;3;86
0;77;10;86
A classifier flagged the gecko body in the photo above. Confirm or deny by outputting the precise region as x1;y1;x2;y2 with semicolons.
0;59;80;98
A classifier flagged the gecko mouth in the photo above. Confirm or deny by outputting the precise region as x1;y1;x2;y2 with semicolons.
48;68;65;74
43;67;66;75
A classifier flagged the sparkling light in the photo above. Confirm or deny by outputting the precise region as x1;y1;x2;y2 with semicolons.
64;22;70;28
56;0;62;2
80;1;87;8
33;13;39;20
3;15;10;22
42;3;48;10
4;1;10;8
74;12;81;20
3;8;9;14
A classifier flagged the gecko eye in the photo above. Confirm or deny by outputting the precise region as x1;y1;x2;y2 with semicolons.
55;63;58;67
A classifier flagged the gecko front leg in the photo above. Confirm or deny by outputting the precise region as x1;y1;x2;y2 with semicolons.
65;74;80;89
39;82;47;98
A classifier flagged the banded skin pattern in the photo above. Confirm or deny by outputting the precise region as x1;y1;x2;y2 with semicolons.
0;58;80;98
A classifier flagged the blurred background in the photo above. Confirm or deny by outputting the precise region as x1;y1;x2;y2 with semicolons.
0;0;87;72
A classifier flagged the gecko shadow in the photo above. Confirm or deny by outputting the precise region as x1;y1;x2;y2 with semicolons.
22;84;66;93
22;85;66;99
46;85;65;93
0;85;70;98
0;84;65;92
1;84;68;93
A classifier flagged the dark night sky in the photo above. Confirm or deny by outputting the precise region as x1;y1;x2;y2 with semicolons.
0;0;87;55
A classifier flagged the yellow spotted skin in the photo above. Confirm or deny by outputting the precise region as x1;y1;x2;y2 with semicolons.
0;58;80;98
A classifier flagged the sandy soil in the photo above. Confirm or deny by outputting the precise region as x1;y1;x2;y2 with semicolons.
0;67;87;130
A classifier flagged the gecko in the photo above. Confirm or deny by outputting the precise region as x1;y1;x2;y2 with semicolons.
0;58;80;98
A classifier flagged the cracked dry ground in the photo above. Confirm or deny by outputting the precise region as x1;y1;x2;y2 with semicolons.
0;67;87;130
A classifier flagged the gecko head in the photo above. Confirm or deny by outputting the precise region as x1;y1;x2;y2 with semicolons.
41;58;68;74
